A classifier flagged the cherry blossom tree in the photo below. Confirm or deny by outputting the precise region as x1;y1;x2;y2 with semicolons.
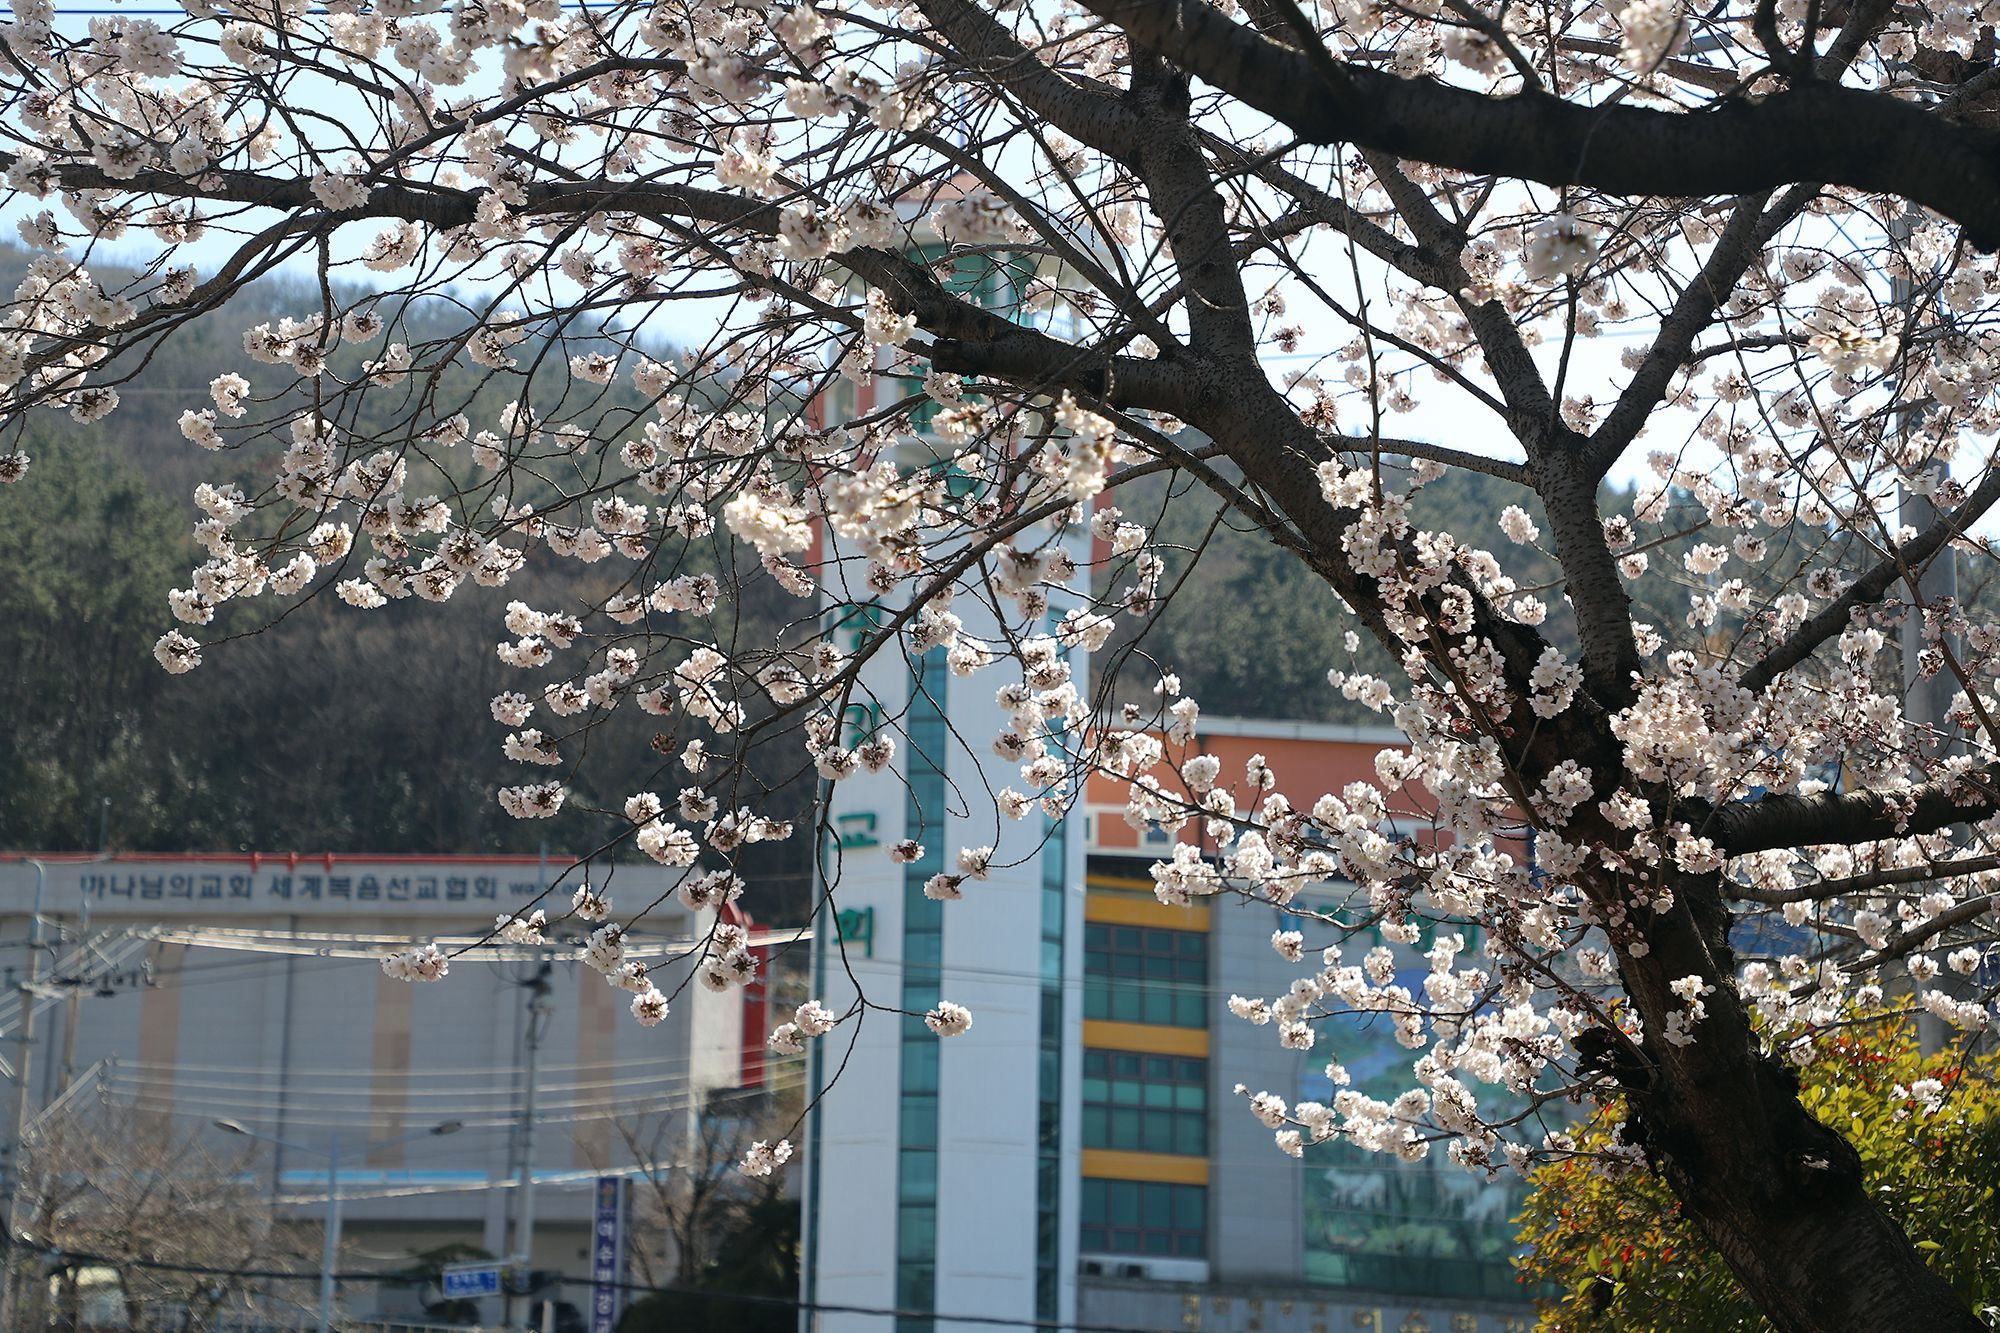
2;0;1999;1327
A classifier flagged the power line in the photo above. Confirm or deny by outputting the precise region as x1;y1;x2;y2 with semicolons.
114;1048;730;1078
99;1075;806;1133
97;1064;801;1114
100;1054;801;1104
110;1051;754;1086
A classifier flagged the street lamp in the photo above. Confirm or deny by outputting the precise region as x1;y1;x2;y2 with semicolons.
215;1117;461;1333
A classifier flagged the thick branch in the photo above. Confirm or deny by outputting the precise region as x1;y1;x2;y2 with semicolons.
1710;766;2000;856
1125;56;1259;355
1081;0;2000;248
925;332;1190;411
0;154;1172;423
1589;184;1818;475
1361;148;1553;429
1730;853;2000;903
1809;893;1998;982
1532;436;1642;708
915;0;1144;158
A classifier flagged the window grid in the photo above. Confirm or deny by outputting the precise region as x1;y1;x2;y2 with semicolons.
1035;803;1067;1321
1081;1050;1208;1156
899;246;1027;432
895;651;947;1333
1083;922;1208;1028
1080;1179;1207;1258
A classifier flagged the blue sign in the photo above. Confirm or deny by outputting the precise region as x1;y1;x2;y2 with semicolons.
441;1263;501;1298
590;1175;626;1333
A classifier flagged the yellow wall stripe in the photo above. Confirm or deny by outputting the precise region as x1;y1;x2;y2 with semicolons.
1083;1020;1210;1057
1083;892;1211;932
1084;872;1157;891
1081;1149;1210;1185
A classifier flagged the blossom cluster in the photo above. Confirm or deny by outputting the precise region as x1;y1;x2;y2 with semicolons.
0;0;1993;1193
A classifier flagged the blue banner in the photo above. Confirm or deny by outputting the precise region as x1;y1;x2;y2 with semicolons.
590;1175;626;1333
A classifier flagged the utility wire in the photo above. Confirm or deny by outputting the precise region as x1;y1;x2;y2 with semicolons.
103;1058;791;1098
107;1075;808;1132
113;1049;732;1078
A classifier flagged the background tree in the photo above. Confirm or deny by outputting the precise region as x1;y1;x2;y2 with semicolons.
5;0;2000;1328
9;1098;307;1330
1513;1014;2000;1330
579;1084;800;1292
586;1090;800;1333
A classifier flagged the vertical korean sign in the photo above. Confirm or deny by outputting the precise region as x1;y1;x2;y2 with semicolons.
590;1175;626;1333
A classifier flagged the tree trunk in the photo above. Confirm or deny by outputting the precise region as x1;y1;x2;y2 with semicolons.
1611;880;1984;1332
1648;1073;1983;1332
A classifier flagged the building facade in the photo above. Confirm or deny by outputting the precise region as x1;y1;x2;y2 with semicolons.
799;175;1095;1333
0;853;750;1323
793;188;1530;1330
802;717;1538;1332
798;556;1090;1333
1073;719;1535;1333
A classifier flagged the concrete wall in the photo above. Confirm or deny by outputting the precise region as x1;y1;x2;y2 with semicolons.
1207;893;1310;1286
0;854;746;1314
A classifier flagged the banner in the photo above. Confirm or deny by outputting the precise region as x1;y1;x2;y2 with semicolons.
590;1175;627;1333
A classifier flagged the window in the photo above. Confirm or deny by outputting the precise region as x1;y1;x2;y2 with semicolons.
895;651;947;1325
1083;923;1207;1027
897;248;1027;433
1082;1050;1207;1155
1080;1179;1207;1257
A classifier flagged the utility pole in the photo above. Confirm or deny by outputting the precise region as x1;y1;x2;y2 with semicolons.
318;1133;344;1333
53;894;92;1102
507;965;553;1325
0;859;49;1331
1891;210;1958;1055
1893;218;1957;752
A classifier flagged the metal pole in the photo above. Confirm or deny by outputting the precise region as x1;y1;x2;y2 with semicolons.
317;1133;341;1333
1898;483;1958;750
1889;209;1957;745
53;871;100;1103
511;970;552;1322
1890;209;1957;1055
55;971;79;1103
1;859;49;1330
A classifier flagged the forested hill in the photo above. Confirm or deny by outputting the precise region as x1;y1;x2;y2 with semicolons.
0;249;814;916
9;248;1982;913
0;392;1570;884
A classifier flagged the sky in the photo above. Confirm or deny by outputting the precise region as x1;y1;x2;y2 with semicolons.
9;0;1949;512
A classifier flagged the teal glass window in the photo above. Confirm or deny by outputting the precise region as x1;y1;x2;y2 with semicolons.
1081;1051;1207;1155
1083;923;1207;1027
1079;1179;1207;1257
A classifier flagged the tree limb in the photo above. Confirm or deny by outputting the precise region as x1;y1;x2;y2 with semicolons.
1710;766;2000;856
1080;0;2000;248
1729;853;2000;903
1741;463;2000;693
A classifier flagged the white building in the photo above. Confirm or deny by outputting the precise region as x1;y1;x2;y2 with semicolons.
798;523;1090;1333
0;852;751;1323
